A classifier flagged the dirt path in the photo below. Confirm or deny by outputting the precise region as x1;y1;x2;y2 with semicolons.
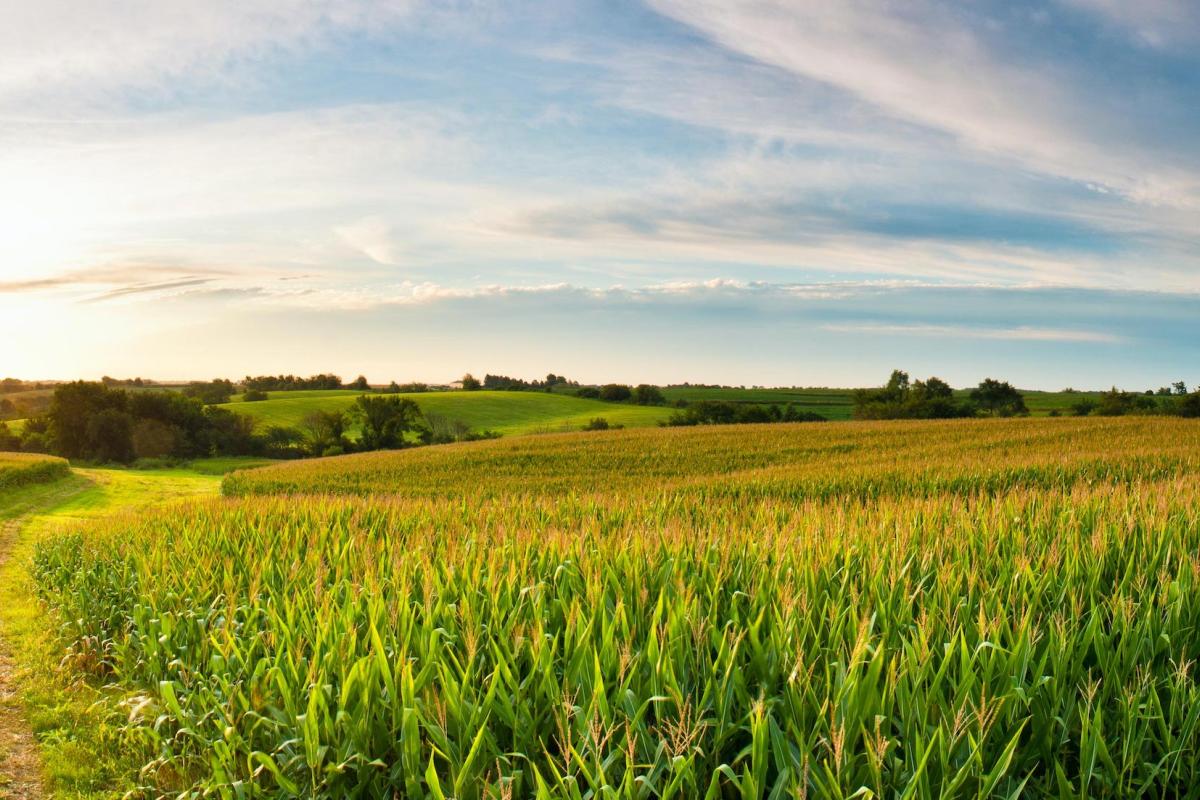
0;468;222;798
0;517;42;800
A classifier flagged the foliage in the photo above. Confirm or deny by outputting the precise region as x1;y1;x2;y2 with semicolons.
32;418;1200;797
243;374;343;392
482;373;575;392
599;383;633;402
632;384;665;405
300;409;351;456
666;400;826;426
1178;392;1200;418
854;370;977;419
351;395;424;450
1094;387;1161;416
460;373;482;391
970;378;1029;417
181;379;235;405
243;389;269;401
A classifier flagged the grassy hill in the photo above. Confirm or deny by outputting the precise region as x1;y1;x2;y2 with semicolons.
219;386;1104;443
219;389;673;436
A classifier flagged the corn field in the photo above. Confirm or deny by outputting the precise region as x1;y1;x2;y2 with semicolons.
0;451;70;490
31;418;1200;797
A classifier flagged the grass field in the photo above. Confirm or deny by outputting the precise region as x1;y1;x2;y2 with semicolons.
25;417;1200;797
221;389;674;435
220;387;1102;434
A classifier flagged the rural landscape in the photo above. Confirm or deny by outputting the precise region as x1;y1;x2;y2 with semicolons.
4;375;1200;797
5;1;1200;798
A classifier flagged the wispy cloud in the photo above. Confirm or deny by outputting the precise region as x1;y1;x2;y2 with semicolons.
821;322;1122;344
647;0;1200;209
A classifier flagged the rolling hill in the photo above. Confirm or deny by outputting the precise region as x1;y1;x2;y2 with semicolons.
218;389;674;436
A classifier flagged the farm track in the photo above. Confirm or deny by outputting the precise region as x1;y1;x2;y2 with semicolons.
0;469;221;799
0;514;54;800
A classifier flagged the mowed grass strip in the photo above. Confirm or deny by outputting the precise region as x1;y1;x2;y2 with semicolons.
220;390;673;436
28;416;1200;797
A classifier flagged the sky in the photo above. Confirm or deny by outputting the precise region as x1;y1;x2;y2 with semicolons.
2;0;1199;389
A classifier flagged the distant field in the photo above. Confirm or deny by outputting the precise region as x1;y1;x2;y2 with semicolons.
220;389;673;435
659;386;856;417
659;386;1102;419
35;417;1200;797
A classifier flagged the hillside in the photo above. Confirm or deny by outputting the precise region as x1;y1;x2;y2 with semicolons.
219;389;673;435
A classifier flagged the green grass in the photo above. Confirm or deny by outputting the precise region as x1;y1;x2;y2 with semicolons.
0;466;222;798
220;390;673;436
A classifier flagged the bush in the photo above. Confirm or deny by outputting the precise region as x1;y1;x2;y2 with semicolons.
321;446;346;458
583;418;610;431
633;384;665;405
575;387;600;399
1178;393;1200;418
599;384;633;402
243;389;269;402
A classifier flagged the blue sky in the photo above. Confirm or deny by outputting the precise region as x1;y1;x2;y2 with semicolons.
2;0;1199;388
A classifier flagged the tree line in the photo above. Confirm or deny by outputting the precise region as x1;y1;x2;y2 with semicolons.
0;382;498;464
852;371;1027;419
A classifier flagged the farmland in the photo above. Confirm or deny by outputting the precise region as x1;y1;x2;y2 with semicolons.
0;452;70;490
218;387;1104;435
16;416;1200;797
220;389;674;435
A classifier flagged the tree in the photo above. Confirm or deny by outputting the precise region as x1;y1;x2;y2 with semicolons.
182;379;234;405
352;395;424;450
132;419;179;459
1173;381;1189;396
261;426;305;458
301;410;349;455
853;370;971;419
350;375;370;391
48;381;128;459
599;384;633;402
633;384;665;405
204;407;258;456
0;422;19;451
461;374;481;391
1071;398;1098;416
1178;392;1200;418
969;379;1027;417
87;408;134;463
